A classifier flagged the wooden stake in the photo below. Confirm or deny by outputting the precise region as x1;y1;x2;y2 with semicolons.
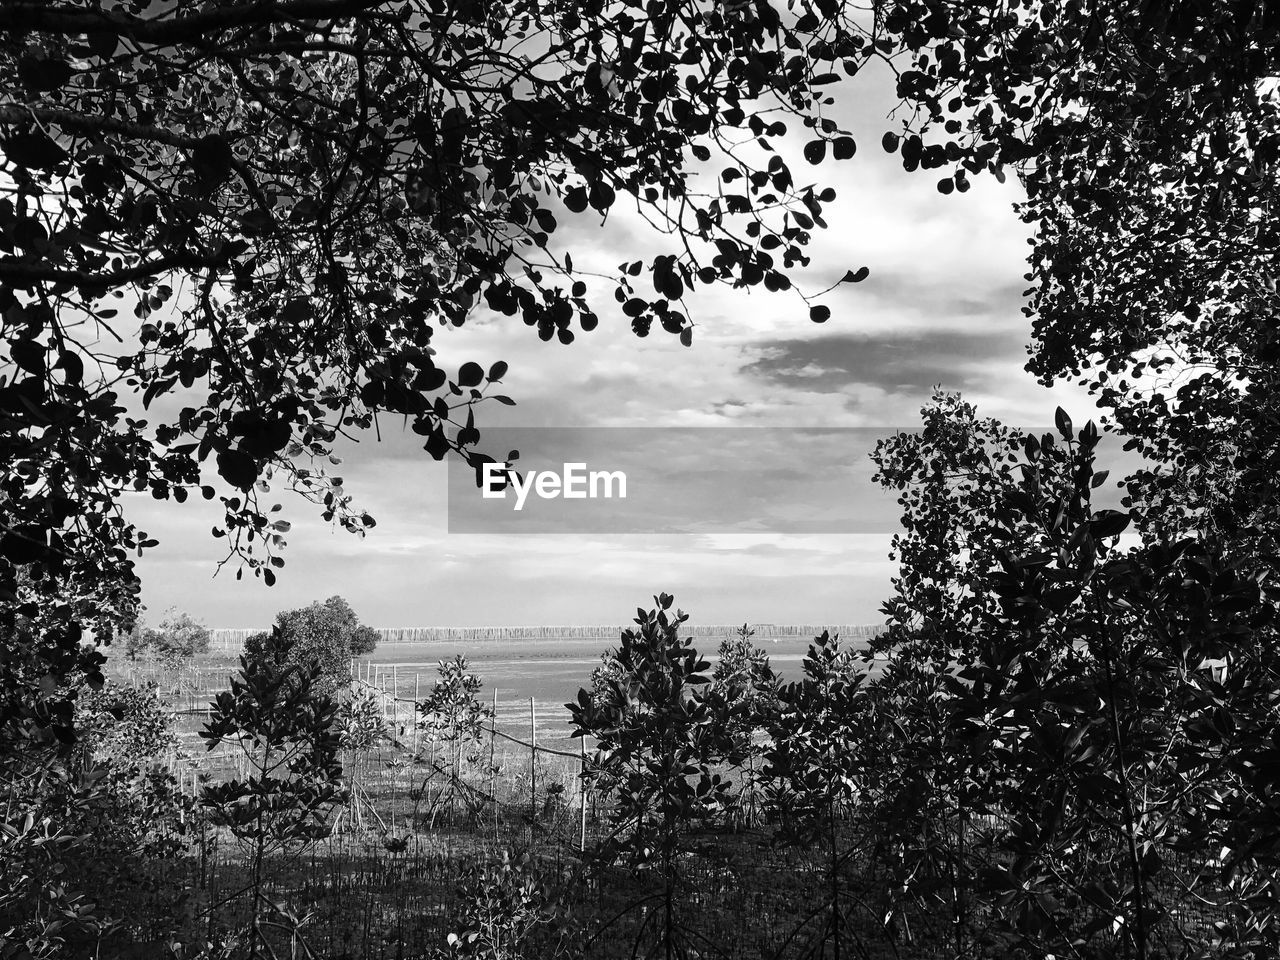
580;735;588;852
529;697;537;828
490;689;498;835
413;673;421;754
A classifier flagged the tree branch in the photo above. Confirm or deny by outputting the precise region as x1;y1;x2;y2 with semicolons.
0;0;388;46
0;251;223;289
0;105;275;218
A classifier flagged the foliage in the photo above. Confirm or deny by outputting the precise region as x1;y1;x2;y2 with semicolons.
440;849;567;960
708;623;778;751
863;390;1060;954
0;0;875;744
763;630;873;958
568;594;730;960
245;595;377;695
200;634;346;955
2;680;193;959
413;655;494;825
417;655;492;748
588;648;628;711
706;624;777;828
335;688;388;754
863;1;1280;548
119;622;149;663
135;609;212;671
869;394;1280;959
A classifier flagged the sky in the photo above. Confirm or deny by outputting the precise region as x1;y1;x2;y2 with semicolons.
125;61;1106;631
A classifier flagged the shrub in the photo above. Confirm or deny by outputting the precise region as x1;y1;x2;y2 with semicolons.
764;631;873;957
2;681;194;958
414;656;494;823
200;635;347;955
245;595;378;695
129;609;211;671
440;849;567;960
567;594;730;959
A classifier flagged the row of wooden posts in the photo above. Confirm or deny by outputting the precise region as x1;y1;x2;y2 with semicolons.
350;659;591;850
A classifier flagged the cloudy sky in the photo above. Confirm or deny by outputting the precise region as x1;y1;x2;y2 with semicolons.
126;61;1104;631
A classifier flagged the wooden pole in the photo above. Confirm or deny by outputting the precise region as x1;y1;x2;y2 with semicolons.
392;665;399;738
529;697;537;828
490;689;498;835
580;735;588;852
413;673;421;754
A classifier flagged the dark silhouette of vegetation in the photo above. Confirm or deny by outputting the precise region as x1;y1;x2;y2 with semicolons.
568;595;731;960
6;1;1280;956
0;0;871;746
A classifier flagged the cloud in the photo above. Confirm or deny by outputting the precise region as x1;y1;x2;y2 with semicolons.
129;57;1116;633
741;327;1030;399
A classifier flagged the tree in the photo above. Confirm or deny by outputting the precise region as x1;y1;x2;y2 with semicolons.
868;394;1280;959
413;655;494;824
707;623;777;827
0;0;875;742
567;595;730;960
200;635;346;958
244;595;376;695
763;631;876;960
862;2;1280;547
142;607;211;670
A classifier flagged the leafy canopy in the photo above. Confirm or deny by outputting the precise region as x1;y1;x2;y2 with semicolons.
0;0;880;736
245;594;377;695
138;607;211;669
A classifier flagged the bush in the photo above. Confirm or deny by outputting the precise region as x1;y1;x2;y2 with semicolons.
2;681;195;958
126;609;210;670
245;596;379;695
567;594;730;957
200;637;347;955
440;849;567;959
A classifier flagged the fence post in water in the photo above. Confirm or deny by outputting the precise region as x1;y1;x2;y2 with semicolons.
579;735;588;853
529;697;537;829
489;689;498;835
413;673;421;754
392;665;398;738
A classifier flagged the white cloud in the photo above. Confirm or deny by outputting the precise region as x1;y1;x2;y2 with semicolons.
134;59;1099;631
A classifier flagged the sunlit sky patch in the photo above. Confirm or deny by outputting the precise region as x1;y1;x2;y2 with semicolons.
128;61;1106;630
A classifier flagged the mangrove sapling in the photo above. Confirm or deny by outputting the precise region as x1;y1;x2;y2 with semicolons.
568;594;731;960
707;623;779;830
334;688;388;834
440;848;569;960
764;631;880;960
413;656;495;827
199;631;347;959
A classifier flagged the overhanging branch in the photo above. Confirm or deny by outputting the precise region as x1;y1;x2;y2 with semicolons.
0;0;387;46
